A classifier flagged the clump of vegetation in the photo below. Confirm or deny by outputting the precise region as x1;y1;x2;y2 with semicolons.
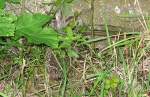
0;0;150;97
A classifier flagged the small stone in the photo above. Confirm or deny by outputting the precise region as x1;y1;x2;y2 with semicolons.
114;6;121;14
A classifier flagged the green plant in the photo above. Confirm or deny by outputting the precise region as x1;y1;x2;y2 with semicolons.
0;9;60;48
89;71;123;97
0;0;21;9
0;9;17;36
0;92;8;97
1;0;149;97
0;1;84;96
0;0;82;50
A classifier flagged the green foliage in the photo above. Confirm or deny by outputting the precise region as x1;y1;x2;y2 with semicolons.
15;13;52;38
0;0;5;10
0;9;17;36
103;74;123;97
90;72;122;97
26;27;59;48
0;92;8;97
0;0;21;9
58;26;81;57
0;1;81;49
0;0;5;9
0;8;61;48
104;75;120;90
15;13;59;48
60;27;74;48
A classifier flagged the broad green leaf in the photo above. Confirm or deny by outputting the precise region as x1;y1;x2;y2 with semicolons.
15;13;59;48
0;12;16;36
15;13;51;38
27;27;59;48
0;0;5;9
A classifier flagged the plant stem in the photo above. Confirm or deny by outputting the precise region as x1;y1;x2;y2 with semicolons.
91;0;95;48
